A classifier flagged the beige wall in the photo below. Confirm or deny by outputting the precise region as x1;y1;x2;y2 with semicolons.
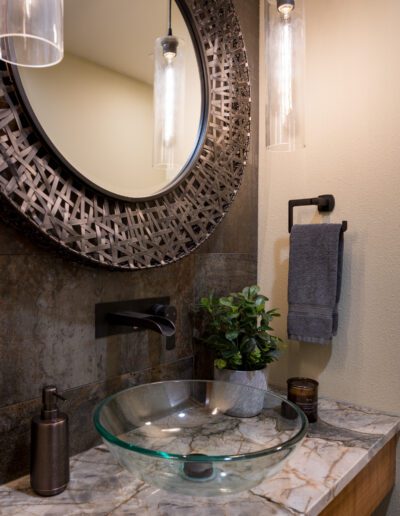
259;0;400;512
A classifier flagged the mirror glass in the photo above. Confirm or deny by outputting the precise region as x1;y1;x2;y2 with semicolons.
17;0;202;199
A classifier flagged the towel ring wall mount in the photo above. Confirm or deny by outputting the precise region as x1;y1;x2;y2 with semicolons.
288;194;348;233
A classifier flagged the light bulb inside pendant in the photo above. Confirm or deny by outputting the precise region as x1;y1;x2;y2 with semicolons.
277;0;295;18
161;35;178;63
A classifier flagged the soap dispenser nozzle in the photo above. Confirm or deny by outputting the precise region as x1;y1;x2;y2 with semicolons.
41;385;66;420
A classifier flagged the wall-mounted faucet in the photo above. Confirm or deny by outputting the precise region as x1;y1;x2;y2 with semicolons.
95;298;177;350
108;308;176;337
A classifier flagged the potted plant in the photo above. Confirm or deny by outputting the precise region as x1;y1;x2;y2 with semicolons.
198;285;282;416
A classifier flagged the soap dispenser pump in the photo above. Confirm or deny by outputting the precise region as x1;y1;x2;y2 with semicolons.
30;385;69;496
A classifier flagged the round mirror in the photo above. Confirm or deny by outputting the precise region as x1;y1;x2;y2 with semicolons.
15;0;203;199
0;0;250;270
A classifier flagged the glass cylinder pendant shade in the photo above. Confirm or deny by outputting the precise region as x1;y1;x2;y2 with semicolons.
265;0;305;151
153;35;185;175
0;0;64;67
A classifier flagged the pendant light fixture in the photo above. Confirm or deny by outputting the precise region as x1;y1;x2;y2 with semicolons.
265;0;305;151
153;0;185;174
0;0;64;68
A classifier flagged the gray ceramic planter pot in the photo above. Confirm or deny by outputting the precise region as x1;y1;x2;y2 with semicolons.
213;367;268;417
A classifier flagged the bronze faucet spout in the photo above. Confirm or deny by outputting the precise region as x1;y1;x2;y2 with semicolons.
107;311;176;337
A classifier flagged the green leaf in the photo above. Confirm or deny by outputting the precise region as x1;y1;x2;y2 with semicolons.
219;296;233;307
255;295;267;306
214;359;227;369
248;285;260;298
225;330;239;341
231;352;242;366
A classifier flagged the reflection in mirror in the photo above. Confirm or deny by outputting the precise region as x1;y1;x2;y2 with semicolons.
17;0;202;199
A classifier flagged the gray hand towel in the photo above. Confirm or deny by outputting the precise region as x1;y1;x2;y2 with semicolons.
287;224;344;344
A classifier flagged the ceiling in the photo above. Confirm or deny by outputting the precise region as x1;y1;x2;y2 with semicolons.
64;0;192;85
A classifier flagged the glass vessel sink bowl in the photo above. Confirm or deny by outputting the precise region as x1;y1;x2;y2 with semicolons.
94;380;308;496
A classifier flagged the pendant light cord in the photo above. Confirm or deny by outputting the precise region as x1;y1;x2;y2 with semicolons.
168;0;172;35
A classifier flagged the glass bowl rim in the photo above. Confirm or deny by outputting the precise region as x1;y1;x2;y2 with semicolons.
93;379;308;462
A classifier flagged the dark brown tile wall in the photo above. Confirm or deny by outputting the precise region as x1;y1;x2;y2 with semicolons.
0;0;259;484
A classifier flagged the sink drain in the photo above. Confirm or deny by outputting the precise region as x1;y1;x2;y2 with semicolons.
181;454;215;481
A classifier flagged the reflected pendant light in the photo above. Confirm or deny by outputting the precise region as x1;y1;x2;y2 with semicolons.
265;0;305;151
0;0;64;68
153;0;185;175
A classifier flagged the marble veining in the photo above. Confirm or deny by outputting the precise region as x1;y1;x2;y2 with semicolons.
122;406;297;457
0;396;398;516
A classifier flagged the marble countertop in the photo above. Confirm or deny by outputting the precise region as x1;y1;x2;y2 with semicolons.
0;397;399;516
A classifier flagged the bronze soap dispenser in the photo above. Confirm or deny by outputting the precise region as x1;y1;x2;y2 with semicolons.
30;385;69;496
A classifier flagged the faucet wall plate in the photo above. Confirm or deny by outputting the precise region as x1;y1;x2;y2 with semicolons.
95;297;171;339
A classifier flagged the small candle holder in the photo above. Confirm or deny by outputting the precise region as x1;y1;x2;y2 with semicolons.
287;377;319;423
